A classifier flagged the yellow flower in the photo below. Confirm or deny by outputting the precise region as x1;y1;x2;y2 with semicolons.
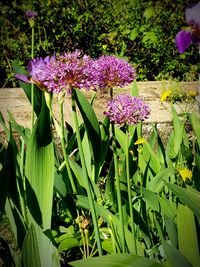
134;137;146;145
187;90;198;97
160;90;172;102
178;168;192;182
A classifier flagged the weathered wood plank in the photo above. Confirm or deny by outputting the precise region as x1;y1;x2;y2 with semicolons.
0;81;199;133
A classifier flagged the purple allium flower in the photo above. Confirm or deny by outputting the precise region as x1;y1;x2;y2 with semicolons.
94;55;135;91
42;50;98;93
15;50;99;93
104;94;150;125
175;1;200;53
25;10;38;19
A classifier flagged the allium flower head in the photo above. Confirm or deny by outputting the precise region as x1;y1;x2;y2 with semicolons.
95;55;135;91
175;1;200;53
25;10;38;19
42;50;98;93
104;94;150;125
25;10;38;28
15;51;99;93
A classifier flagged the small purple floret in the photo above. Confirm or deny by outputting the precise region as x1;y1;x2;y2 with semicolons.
104;94;150;125
25;10;38;19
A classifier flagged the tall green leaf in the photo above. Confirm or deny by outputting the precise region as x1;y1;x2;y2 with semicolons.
73;88;102;165
177;204;200;267
69;253;162;267
131;80;139;96
166;183;200;219
21;224;41;267
147;166;174;193
162;240;192;267
168;105;184;159
191;112;200;149
25;95;54;229
21;224;60;267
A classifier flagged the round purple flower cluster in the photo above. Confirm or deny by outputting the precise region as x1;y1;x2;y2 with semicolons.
94;55;135;91
42;51;98;93
104;94;150;125
15;51;135;94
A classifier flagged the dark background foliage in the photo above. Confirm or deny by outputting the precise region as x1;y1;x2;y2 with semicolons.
0;0;199;88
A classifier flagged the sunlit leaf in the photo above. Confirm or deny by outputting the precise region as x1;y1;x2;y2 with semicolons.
166;183;200;219
25;114;54;229
191;112;200;149
162;240;192;267
21;224;41;267
73;88;102;165
58;237;79;252
69;253;162;267
177;204;200;267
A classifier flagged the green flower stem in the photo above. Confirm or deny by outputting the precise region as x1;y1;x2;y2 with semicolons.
125;125;137;254
71;90;103;256
59;93;77;194
31;27;35;130
112;123;126;253
109;87;126;253
20;137;29;225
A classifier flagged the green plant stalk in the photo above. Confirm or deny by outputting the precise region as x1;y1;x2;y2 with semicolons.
59;96;77;194
125;125;137;254
111;124;126;253
31;27;35;130
20;137;29;225
71;91;103;255
108;215;121;253
80;229;86;259
109;87;126;253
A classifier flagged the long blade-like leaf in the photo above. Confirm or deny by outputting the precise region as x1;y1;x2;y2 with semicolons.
177;204;200;267
25;95;54;229
162;240;192;267
166;183;200;219
69;253;162;267
73;88;102;164
21;224;41;267
191;112;200;149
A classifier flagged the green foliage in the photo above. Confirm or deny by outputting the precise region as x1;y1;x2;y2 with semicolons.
0;0;199;88
69;253;163;267
1;69;200;266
